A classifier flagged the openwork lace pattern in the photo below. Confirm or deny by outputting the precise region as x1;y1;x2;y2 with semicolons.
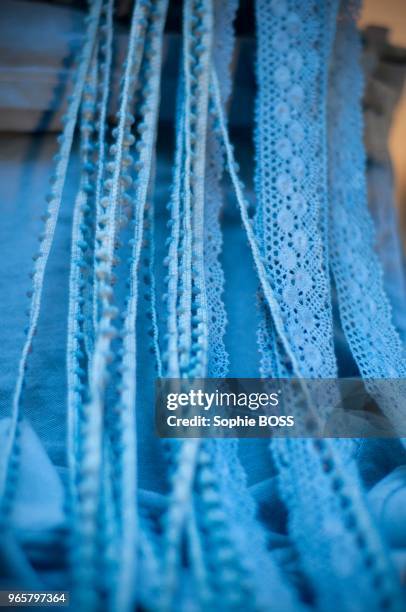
1;0;406;611
328;5;406;380
328;1;406;443
255;0;337;379
203;0;237;378
253;1;405;610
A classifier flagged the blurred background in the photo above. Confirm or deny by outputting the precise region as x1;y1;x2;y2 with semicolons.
360;0;406;241
1;0;405;239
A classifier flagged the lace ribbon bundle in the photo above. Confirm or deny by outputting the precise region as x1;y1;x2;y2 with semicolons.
1;0;405;610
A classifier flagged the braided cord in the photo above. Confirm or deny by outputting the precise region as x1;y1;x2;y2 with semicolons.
70;2;156;607
165;88;184;378
110;2;169;609
67;50;99;501
161;0;213;605
92;0;114;334
67;25;117;611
